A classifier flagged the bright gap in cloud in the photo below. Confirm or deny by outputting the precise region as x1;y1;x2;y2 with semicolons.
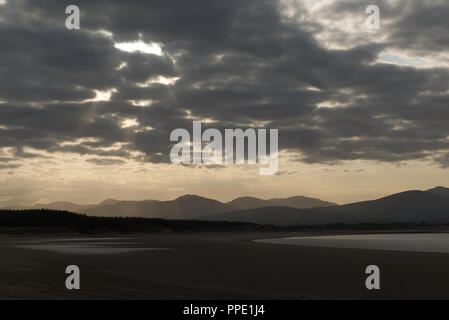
134;126;154;133
183;109;217;124
114;40;162;56
129;99;154;107
94;89;116;101
121;118;139;128
59;138;100;147
81;89;116;103
316;100;348;109
378;52;434;68
116;62;127;70
93;29;114;39
137;76;180;87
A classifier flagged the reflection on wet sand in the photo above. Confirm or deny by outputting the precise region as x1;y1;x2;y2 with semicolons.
12;237;170;255
255;233;449;254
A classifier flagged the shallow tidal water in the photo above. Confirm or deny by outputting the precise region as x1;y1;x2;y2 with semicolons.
255;233;449;254
11;237;170;255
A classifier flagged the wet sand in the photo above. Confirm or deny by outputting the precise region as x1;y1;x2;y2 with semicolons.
1;232;449;299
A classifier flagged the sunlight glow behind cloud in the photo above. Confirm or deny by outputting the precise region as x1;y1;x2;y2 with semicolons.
137;76;180;87
114;40;163;56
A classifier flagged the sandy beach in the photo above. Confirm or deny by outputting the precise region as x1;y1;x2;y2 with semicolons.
1;232;449;299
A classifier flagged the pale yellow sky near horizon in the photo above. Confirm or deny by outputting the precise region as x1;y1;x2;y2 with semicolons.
1;147;449;206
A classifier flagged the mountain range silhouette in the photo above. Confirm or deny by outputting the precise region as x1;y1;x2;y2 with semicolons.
3;187;449;225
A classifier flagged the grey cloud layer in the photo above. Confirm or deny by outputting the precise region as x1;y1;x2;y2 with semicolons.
0;0;448;167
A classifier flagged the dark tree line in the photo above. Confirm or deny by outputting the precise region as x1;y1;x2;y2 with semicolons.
0;209;267;233
1;209;445;234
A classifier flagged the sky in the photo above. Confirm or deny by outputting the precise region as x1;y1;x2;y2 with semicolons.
1;0;449;206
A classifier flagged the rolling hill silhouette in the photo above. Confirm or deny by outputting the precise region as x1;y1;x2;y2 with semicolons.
83;195;226;218
82;194;335;219
4;187;449;225
2;194;335;219
229;195;336;210
426;186;449;199
33;201;98;212
203;189;449;225
84;195;230;219
1;200;116;213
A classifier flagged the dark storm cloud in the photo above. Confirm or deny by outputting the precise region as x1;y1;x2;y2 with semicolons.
0;26;120;102
386;0;449;56
118;52;177;83
318;0;449;55
0;0;448;166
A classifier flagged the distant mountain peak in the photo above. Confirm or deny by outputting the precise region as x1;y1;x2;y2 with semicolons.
426;186;449;199
99;199;120;206
175;194;209;201
227;195;336;211
427;186;449;191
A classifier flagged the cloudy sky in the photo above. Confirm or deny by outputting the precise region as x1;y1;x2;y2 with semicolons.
1;0;449;205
